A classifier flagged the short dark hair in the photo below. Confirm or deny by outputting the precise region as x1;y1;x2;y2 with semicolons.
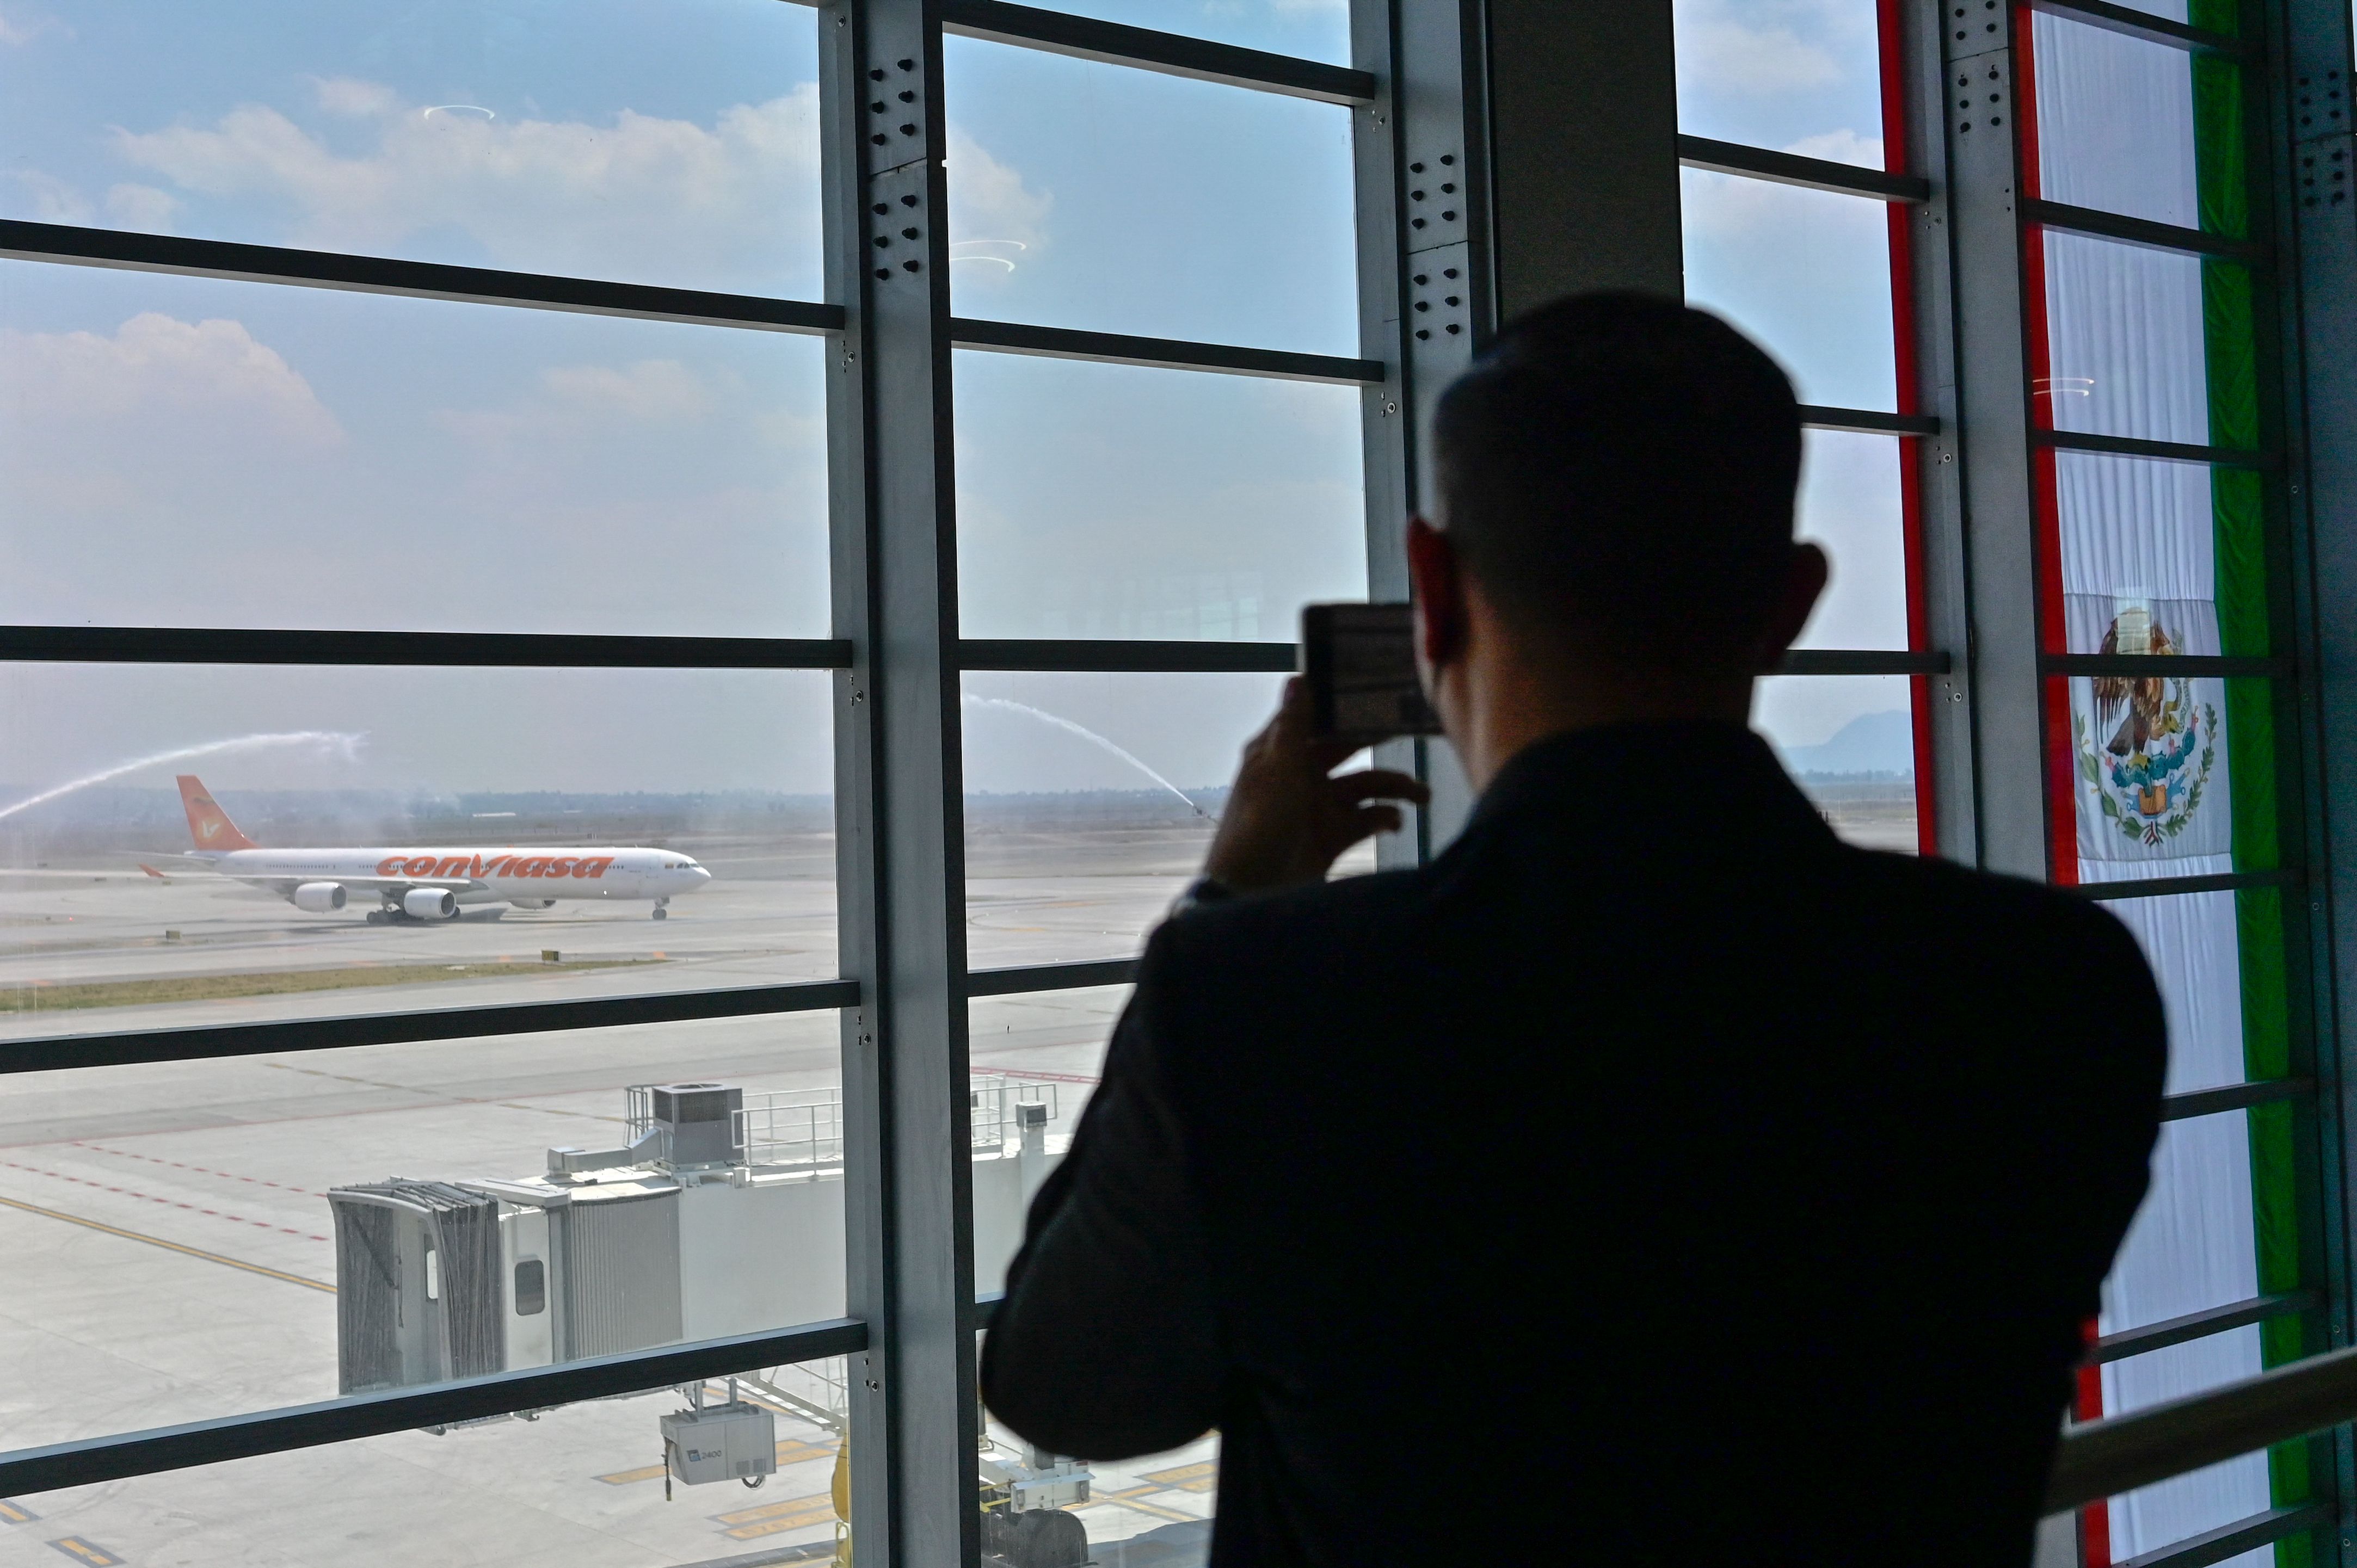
1430;291;1803;672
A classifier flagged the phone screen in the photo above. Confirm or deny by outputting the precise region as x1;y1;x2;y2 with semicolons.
1302;603;1443;744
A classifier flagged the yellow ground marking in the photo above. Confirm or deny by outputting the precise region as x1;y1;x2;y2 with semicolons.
0;1192;335;1293
596;1436;837;1486
0;958;655;1014
0;1499;35;1523
1138;1462;1216;1486
1082;1486;1197;1523
725;1505;840;1540
715;1491;837;1527
46;1539;124;1566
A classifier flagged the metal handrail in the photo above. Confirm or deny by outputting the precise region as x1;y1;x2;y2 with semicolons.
2047;1343;2357;1513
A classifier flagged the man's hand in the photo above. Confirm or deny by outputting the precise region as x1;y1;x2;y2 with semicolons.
1202;676;1432;895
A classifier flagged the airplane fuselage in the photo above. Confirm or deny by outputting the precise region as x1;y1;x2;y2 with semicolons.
207;847;711;912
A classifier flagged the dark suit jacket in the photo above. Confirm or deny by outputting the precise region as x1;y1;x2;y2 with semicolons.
983;723;2164;1567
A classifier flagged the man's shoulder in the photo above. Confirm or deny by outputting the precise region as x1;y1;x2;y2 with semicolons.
1144;866;1430;983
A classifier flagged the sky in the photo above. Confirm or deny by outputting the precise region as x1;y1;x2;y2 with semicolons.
0;0;1913;799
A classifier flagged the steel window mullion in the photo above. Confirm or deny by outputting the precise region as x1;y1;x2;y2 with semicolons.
2075;868;2303;900
2032;428;2278;466
0;627;852;669
1799;405;1944;436
0;980;861;1076
2089;1293;2323;1365
2027;0;2256;59
964;959;1141;997
0;219;841;335
0;1318;867;1497
2025;196;2273;261
2111;1503;2334;1568
949;317;1382;384
2163;1078;2314;1121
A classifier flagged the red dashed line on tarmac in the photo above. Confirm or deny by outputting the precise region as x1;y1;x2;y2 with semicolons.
71;1143;322;1196
0;1161;329;1241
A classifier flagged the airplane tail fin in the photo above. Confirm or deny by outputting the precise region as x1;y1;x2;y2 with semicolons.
176;775;260;852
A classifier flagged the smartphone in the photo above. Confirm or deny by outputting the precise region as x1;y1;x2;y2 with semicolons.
1302;603;1443;745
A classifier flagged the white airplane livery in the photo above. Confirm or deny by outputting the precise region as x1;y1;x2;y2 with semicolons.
173;775;711;923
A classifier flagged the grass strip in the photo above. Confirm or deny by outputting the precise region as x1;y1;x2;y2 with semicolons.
0;959;655;1013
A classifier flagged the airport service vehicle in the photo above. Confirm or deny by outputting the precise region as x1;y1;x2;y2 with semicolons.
173;773;711;922
327;1079;1100;1563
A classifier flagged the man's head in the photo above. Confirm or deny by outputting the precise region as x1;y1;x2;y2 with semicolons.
1407;292;1825;785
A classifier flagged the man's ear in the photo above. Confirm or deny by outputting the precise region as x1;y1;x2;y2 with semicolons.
1407;517;1466;674
1756;541;1830;668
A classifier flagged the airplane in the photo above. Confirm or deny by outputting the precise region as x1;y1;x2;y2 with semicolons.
171;774;711;923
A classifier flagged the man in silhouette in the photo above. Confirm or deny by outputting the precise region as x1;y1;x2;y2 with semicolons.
983;293;2163;1566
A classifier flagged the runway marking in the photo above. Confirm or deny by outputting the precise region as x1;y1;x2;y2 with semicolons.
263;1063;629;1126
0;1498;38;1523
1;1160;328;1241
45;1538;122;1565
1136;1452;1216;1480
716;1492;835;1530
72;1143;322;1197
970;1068;1101;1086
0;1192;335;1292
1081;1486;1199;1523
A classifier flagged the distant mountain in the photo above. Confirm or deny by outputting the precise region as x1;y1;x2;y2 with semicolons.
1777;709;1914;777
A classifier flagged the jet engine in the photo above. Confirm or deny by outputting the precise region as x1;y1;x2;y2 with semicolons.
292;881;348;913
403;887;458;921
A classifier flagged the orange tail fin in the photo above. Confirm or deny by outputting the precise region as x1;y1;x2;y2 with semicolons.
176;775;260;852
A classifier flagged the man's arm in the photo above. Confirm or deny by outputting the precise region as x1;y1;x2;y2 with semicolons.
981;948;1223;1459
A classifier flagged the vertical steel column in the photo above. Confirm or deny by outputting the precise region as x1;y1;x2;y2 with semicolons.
2282;0;2357;1554
1384;0;1683;851
1894;0;1983;864
822;1;976;1564
1936;0;2048;879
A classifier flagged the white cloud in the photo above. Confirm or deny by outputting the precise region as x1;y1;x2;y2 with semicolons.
312;77;402;118
103;183;182;231
1;313;342;446
540;360;713;423
7;170;90;223
0;9;65;46
947;127;1052;259
109;83;830;283
1672;0;1853;97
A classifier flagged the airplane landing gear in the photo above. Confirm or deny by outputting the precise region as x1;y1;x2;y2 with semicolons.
366;910;389;925
652;902;669;921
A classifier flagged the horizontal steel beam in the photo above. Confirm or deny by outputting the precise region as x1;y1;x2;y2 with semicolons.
2046;1340;2357;1510
939;0;1376;104
0;980;862;1077
0;220;841;335
1799;405;1943;437
1677;134;1932;203
2025;198;2269;263
2088;1293;2318;1366
2077;868;2303;902
950;317;1384;384
2041;653;2288;677
958;638;1300;673
2115;1504;2331;1568
0;626;853;669
2026;0;2254;58
1776;649;1952;676
0;1318;867;1497
2035;428;2276;468
964;958;1142;998
2161;1078;2312;1122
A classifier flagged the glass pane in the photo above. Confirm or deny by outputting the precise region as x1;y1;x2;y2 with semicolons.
1792;430;1909;650
2030;13;2231;233
2084;887;2255;1092
2101;1336;2273;1565
1682;171;1897;411
2054;453;2268;657
984;1404;1218;1568
955;351;1367;641
2036;233;2250;447
1753;674;1920;852
0;1021;845;1437
0;664;835;1039
1004;0;1349;64
1672;0;1884;164
962;672;1385;969
969;984;1129;1291
2062;676;2267;872
0;260;830;637
945;38;1358;355
0;0;823;299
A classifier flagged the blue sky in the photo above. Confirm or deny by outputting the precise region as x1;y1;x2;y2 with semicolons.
0;0;1909;796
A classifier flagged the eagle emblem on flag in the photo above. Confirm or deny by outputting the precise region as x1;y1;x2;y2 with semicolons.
2073;601;2216;847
